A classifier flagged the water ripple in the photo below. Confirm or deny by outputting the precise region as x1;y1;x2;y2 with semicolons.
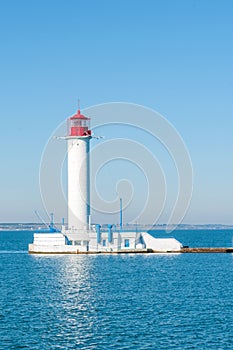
1;231;233;349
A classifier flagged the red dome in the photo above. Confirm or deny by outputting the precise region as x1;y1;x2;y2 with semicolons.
70;109;90;120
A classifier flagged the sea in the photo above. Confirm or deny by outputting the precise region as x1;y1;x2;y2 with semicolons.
0;229;233;349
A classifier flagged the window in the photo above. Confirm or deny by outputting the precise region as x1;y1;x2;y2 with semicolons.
102;240;106;247
124;239;130;248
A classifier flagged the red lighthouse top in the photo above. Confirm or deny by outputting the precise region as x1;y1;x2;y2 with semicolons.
68;109;92;137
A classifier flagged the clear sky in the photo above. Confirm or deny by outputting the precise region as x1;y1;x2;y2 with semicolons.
0;0;233;224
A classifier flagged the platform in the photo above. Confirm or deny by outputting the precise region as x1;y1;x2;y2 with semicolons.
28;247;233;254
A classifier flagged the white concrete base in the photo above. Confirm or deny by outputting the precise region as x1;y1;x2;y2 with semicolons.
28;231;183;254
28;233;78;254
142;232;182;252
28;243;79;254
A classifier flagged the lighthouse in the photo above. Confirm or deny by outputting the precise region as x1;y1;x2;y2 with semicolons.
28;105;183;254
66;109;92;231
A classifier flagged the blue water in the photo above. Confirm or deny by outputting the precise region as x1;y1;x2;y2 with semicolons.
0;230;233;349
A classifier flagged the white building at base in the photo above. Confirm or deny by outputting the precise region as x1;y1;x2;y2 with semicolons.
29;230;183;254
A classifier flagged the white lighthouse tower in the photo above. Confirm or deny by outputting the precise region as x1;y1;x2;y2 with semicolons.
66;109;92;231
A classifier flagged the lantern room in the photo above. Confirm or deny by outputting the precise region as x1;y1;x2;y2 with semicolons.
68;110;92;137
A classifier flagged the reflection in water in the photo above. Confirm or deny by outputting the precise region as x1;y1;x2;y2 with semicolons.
59;255;96;337
25;255;99;348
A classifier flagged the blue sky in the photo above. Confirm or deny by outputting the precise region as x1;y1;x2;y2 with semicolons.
0;0;233;223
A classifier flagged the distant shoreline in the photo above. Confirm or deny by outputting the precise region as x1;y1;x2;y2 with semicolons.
0;223;233;231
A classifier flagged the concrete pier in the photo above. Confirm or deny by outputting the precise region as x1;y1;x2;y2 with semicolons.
180;247;233;253
28;247;233;254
